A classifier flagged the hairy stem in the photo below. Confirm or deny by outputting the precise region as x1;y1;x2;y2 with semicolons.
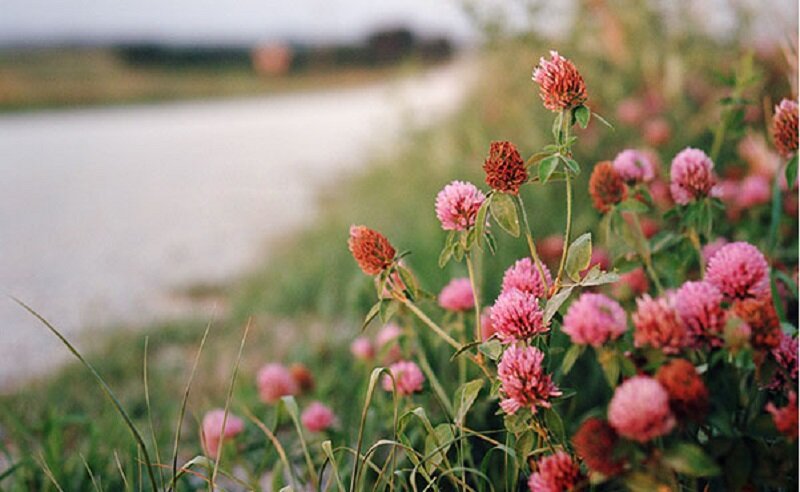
555;171;573;289
465;253;483;343
400;298;461;349
687;227;704;276
516;194;550;297
630;212;664;294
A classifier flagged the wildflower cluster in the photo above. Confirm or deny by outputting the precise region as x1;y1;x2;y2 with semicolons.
345;51;798;490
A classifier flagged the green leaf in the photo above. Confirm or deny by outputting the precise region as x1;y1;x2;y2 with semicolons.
379;299;399;323
423;423;454;474
538;156;560;184
574;105;590;128
438;243;453;268
478;339;503;361
662;443;721;477
362;301;382;331
474;197;491;248
552;111;564;141
580;267;620;287
561;344;584;374
560;155;580;175
514;430;535;463
453;379;484;426
543;407;565;443
484;231;497;254
597;348;620;388
617;198;648;213
544;287;574;323
786;155;798;188
396;265;418;300
490;193;520;237
565;232;592;282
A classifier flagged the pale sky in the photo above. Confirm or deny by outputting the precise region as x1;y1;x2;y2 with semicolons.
0;0;794;46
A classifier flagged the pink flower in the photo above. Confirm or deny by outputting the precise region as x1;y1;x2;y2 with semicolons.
770;332;798;390
613;149;656;183
434;180;486;231
706;241;770;301
501;258;552;298
562;293;627;347
739;133;780;178
382;360;425;395
527;451;582;492
531;50;588;112
201;409;244;458
669;148;715;205
643;118;671;147
490;290;548;343
612;267;649;299
766;392;798;441
350;337;375;361
498;346;561;415
702;238;728;264
438;277;475;311
257;363;299;404
674;281;727;348
376;323;403;363
301;401;336;433
480;308;497;341
772;98;798;158
608;376;676;442
616;97;645;125
632;294;688;354
736;175;771;208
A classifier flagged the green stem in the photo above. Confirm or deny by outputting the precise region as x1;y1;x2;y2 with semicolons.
630;213;664;294
515;194;550;297
400;298;461;350
465;253;483;343
688;227;704;277
555;171;573;289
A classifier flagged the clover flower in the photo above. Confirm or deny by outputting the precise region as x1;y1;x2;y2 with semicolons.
497;346;561;415
527;451;583;492
706;241;770;301
732;298;781;350
201;409;244;458
289;362;315;393
769;332;798;390
438;277;475;312
572;417;625;477
772;99;798;158
766;392;798;441
674;281;726;348
608;376;676;442
562;293;627;347
613;149;656;183
589;161;627;213
655;359;709;422
382;360;425;395
257;363;299;404
737;175;771;208
532;51;588;112
501;257;552;298
348;225;396;275
632;294;688;354
301;402;336;433
669;148;715;205
434;180;486;231
350;336;375;361
483;141;528;195
490;290;548;343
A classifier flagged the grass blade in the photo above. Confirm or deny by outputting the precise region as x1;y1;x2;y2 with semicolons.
12;297;160;492
142;337;165;488
168;313;215;491
242;405;297;489
210;318;251;488
281;395;319;489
